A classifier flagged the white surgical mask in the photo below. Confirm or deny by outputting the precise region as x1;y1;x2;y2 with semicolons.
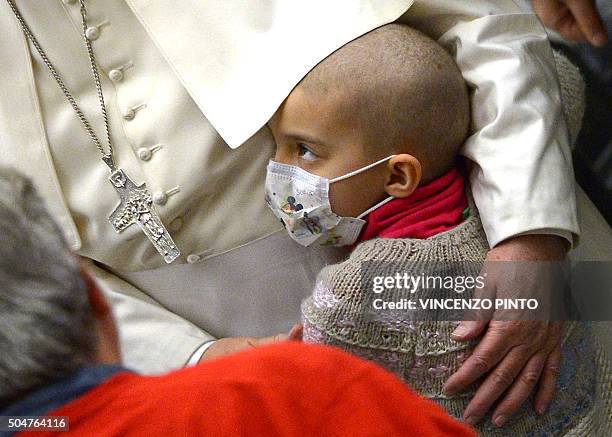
265;155;396;247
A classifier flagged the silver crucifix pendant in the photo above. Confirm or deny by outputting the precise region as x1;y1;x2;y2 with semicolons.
107;169;181;264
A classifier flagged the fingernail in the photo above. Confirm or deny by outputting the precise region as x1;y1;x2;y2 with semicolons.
452;325;467;338
536;403;547;415
464;415;477;426
592;32;608;47
493;415;506;427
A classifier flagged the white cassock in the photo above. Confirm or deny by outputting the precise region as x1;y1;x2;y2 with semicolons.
0;0;610;373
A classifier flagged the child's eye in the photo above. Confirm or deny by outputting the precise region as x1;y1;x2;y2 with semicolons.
297;143;318;161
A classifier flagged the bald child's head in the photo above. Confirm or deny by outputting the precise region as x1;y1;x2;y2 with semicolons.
269;24;470;218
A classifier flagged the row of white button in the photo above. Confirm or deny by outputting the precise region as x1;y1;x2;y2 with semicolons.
63;0;104;42
64;3;141;122
186;249;214;264
122;102;147;121
137;144;162;161
85;20;109;41
109;62;133;83
64;0;196;260
109;69;123;82
152;186;180;206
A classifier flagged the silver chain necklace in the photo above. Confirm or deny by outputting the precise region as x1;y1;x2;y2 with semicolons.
7;0;180;264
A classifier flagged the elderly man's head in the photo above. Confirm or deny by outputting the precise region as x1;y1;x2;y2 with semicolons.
0;167;119;407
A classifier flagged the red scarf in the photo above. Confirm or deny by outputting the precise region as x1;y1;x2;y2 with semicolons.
357;168;468;243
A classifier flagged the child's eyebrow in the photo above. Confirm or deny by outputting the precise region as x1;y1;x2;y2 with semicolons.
287;132;330;149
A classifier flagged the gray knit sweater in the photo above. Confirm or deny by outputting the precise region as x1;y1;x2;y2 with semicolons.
302;207;609;436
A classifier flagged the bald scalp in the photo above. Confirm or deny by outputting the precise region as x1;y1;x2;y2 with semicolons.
299;24;470;182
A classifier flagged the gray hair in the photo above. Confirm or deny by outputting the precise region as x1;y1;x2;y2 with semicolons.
0;167;96;406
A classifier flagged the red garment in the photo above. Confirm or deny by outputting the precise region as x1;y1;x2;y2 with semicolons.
22;343;475;437
358;168;468;242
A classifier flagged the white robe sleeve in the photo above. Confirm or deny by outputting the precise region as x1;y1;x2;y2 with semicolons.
396;2;580;248
84;260;214;374
438;13;579;247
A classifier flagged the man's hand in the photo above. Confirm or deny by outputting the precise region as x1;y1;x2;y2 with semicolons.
443;234;568;427
200;324;303;361
532;0;608;46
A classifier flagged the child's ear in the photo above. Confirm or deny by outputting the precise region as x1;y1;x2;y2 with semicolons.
384;154;421;198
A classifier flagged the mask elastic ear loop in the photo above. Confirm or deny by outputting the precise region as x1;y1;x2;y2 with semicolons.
356;196;395;219
329;155;396;184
